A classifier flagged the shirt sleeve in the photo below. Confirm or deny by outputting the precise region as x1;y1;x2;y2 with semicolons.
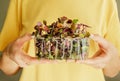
0;0;21;51
104;0;120;55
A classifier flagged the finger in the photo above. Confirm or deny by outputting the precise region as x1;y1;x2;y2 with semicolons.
79;56;104;65
19;33;32;44
79;59;95;65
78;59;101;68
66;59;75;63
22;54;58;65
16;34;32;48
22;54;46;64
90;34;110;51
29;57;50;64
17;57;48;67
92;49;102;58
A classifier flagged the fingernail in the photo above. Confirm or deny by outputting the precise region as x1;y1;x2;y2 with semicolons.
89;34;94;39
31;35;35;39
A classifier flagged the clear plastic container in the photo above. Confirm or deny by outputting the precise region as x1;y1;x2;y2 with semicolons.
35;37;89;60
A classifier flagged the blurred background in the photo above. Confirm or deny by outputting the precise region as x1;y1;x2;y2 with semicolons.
0;0;120;81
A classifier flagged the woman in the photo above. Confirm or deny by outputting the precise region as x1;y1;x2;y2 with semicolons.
0;0;120;81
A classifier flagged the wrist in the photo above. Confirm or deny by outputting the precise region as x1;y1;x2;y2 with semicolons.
0;50;20;75
103;56;120;77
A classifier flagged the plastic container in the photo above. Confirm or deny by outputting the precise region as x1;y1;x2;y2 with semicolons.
34;37;89;60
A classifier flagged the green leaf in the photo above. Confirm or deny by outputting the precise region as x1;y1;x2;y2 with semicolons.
59;29;63;33
43;20;47;25
84;32;90;37
73;19;79;24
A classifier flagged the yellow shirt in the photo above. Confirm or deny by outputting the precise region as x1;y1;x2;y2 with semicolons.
0;0;120;81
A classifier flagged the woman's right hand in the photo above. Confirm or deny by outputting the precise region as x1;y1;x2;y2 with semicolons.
0;34;53;75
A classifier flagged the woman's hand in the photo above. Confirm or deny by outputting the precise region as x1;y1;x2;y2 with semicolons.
0;34;53;75
79;34;120;77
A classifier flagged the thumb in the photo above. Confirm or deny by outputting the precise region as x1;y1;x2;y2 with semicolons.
90;34;109;52
16;34;32;48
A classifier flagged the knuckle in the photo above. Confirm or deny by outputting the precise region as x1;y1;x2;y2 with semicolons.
15;39;21;44
24;57;31;63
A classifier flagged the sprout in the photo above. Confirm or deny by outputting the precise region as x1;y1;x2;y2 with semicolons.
43;20;47;25
32;16;90;60
37;22;42;26
73;19;79;24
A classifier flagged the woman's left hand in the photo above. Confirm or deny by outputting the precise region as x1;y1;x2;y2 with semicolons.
79;34;120;77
